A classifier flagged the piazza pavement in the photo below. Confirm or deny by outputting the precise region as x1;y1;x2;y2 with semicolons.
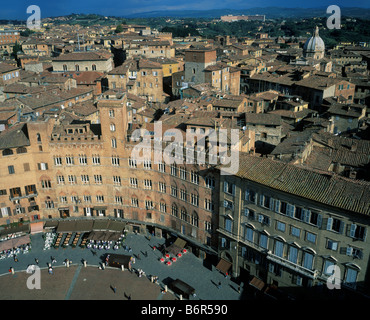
0;231;247;300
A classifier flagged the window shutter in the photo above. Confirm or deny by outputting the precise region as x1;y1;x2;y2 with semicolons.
232;184;235;195
349;224;356;238
259;195;264;207
346;247;353;256
244;208;249;216
326;217;333;231
221;238;226;247
303;209;310;223
329;241;338;251
287;204;294;217
224;181;228;193
339;247;348;255
274;200;280;213
317;214;323;228
245;189;250;201
339;221;345;234
258;214;263;223
269;198;275;210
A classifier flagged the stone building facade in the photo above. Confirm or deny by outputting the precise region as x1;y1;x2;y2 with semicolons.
106;58;166;103
0;96;369;299
0;92;221;257
184;48;217;84
217;153;370;298
52;51;114;73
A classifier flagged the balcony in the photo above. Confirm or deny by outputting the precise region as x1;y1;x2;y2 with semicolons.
9;186;38;201
217;227;319;280
266;252;318;279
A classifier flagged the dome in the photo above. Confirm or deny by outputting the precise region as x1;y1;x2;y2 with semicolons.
303;26;325;53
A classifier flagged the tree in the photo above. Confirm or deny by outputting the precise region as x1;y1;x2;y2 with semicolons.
12;42;22;58
115;24;124;33
20;28;35;37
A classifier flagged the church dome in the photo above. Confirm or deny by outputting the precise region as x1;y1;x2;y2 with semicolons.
303;26;325;53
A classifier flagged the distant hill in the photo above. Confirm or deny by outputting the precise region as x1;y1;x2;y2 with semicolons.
123;7;370;19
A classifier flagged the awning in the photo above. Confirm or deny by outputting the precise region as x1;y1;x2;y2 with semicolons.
166;237;187;255
93;206;107;211
44;220;59;229
30;221;44;234
54;219;125;235
216;258;232;274
56;220;77;233
0;224;29;237
92;219;110;230
249;277;265;291
0;235;30;251
86;231;122;241
107;220;126;233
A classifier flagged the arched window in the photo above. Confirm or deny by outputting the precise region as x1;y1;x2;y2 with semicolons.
302;248;316;270
75;65;80;71
225;216;233;232
63;64;67;72
180;208;188;222
2;148;13;156
259;231;269;249
191;211;199;227
245;224;255;243
288;243;300;264
160;200;166;213
92;64;97;71
171;203;178;217
16;146;27;154
111;137;117;148
36;133;41;143
273;237;285;258
344;263;360;288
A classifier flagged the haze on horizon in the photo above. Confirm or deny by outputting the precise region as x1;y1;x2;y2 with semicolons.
2;0;370;20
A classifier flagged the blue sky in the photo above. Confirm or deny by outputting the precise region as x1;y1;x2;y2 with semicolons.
3;0;370;20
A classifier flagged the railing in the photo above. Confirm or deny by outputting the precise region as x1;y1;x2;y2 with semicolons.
10;191;38;201
266;252;318;279
217;227;319;279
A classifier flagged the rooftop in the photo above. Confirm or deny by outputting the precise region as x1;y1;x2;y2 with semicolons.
233;153;370;216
